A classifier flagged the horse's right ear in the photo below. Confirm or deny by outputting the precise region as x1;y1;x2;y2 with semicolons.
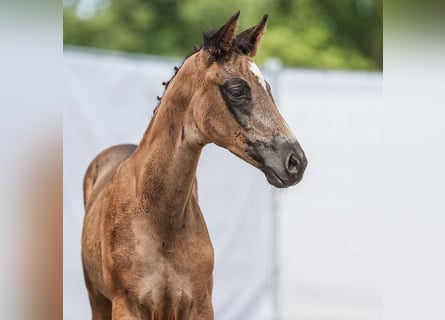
234;14;268;57
203;11;240;58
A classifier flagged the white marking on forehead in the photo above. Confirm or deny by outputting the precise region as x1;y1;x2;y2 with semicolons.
249;62;267;90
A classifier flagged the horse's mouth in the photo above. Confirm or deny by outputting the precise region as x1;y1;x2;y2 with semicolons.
265;167;286;187
265;166;301;188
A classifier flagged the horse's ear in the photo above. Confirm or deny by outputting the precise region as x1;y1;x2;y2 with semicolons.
203;11;240;58
234;14;268;57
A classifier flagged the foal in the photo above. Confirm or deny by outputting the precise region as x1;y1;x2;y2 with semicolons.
81;12;307;319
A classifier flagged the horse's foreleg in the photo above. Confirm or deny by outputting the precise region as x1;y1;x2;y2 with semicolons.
111;296;142;320
86;289;112;320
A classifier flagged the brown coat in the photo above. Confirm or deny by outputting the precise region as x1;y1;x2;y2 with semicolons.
81;12;306;320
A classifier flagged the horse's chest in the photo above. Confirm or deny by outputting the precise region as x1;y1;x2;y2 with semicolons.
107;211;214;315
131;252;213;318
142;237;214;278
132;222;215;278
137;266;195;315
127;232;214;309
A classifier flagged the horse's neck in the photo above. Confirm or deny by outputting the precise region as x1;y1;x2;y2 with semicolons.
131;88;204;232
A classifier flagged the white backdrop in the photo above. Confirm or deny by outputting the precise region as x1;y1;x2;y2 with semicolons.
277;69;382;319
64;48;382;320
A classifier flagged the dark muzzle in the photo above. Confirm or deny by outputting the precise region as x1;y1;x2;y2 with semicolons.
247;137;307;188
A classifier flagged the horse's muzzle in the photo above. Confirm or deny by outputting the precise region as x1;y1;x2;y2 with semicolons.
247;138;307;188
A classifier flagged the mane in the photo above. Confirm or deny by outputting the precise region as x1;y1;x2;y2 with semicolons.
152;46;202;116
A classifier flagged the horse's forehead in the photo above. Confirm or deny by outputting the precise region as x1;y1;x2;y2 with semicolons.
209;57;267;91
226;58;267;90
247;61;267;91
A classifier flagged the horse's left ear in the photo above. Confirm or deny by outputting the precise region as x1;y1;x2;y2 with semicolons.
203;11;240;58
234;14;268;57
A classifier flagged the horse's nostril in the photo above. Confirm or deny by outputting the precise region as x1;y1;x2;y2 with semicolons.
287;153;299;173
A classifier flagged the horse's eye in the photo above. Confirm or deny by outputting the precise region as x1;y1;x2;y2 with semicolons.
220;78;251;103
230;87;243;98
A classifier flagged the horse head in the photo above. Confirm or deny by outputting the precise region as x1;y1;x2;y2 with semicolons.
164;11;307;188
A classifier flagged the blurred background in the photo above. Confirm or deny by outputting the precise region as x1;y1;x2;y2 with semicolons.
64;1;382;320
64;0;382;71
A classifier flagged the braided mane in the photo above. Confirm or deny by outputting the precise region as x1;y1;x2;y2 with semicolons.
152;46;201;116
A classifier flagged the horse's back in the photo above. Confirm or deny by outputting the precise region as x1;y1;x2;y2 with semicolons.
83;144;137;210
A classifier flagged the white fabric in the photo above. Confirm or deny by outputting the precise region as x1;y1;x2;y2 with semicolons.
276;69;383;320
63;48;382;320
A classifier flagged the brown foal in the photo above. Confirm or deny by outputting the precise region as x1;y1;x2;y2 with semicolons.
81;12;307;319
